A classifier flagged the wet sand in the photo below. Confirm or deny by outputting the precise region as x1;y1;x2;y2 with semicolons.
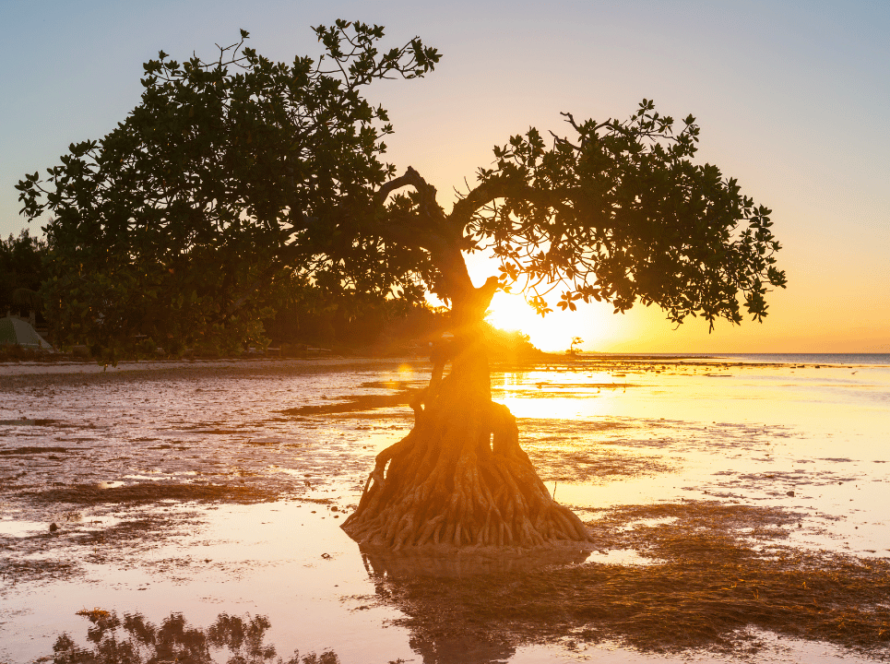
1;355;888;663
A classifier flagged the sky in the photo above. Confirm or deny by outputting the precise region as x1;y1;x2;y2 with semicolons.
1;0;888;353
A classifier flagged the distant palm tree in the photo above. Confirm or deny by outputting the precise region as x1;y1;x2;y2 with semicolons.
569;336;584;355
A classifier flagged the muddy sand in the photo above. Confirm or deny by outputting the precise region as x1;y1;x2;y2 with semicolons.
1;355;889;663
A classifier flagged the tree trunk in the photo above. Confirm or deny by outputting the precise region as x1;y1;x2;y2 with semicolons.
342;299;591;549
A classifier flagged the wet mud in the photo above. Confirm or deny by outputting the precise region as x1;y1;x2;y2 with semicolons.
280;391;413;416
1;356;889;663
29;482;280;505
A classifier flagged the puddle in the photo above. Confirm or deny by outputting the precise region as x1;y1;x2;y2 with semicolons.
0;520;48;537
584;548;657;566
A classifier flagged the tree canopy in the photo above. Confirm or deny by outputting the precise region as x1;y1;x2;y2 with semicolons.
17;22;440;358
465;104;786;326
17;21;784;358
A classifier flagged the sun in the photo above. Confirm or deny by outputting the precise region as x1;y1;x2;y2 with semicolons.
485;290;586;352
485;291;535;332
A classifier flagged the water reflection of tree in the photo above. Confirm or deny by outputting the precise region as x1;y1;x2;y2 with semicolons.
359;504;890;663
51;610;338;664
361;546;593;664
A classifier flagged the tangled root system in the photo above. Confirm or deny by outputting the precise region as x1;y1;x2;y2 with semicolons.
342;353;590;549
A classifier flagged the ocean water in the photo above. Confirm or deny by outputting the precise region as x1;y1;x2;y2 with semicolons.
707;353;889;366
582;352;890;366
1;356;888;663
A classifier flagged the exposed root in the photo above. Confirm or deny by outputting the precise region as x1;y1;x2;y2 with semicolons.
342;367;592;549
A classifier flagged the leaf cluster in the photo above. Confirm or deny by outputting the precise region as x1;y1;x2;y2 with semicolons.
465;99;786;328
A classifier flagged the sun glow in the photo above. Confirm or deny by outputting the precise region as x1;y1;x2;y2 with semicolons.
486;291;589;352
485;291;537;333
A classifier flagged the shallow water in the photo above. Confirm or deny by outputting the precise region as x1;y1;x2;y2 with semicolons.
1;356;888;663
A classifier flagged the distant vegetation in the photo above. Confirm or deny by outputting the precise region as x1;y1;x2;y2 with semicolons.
0;228;46;324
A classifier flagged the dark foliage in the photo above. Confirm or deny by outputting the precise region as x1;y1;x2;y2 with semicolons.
17;22;439;361
463;103;786;326
0;228;47;320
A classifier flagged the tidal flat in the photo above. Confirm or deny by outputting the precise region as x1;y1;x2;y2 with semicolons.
1;354;888;663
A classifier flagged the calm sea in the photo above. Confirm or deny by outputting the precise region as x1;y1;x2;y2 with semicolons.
590;353;890;366
708;353;889;366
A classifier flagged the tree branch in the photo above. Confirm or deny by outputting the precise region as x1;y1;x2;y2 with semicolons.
450;176;587;233
374;166;436;208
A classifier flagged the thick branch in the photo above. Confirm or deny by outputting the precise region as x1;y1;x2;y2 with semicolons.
375;166;431;207
375;167;449;252
375;166;448;216
376;167;477;301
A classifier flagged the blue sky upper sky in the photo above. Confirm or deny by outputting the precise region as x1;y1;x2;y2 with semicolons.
2;1;888;352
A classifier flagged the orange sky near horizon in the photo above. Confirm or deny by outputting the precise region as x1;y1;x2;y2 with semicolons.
1;1;887;353
479;254;889;355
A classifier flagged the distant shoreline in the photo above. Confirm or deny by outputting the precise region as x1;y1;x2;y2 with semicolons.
2;351;888;377
573;351;890;365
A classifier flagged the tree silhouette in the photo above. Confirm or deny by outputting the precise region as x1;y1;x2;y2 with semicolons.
17;22;440;360
18;21;785;548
